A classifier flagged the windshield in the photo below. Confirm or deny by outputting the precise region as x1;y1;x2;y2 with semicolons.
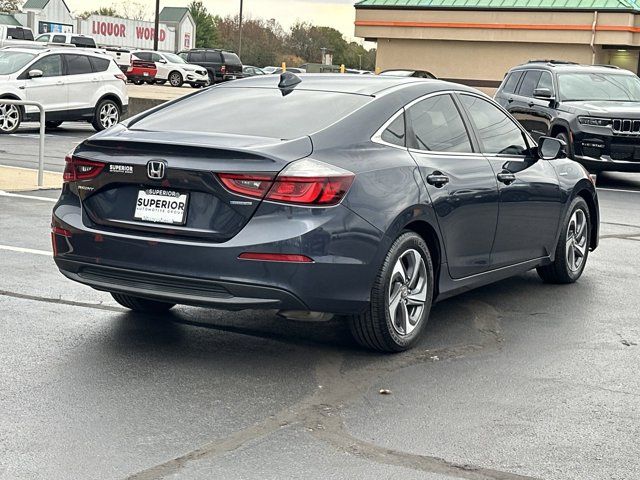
0;51;36;75
164;53;186;64
131;87;372;139
558;72;640;102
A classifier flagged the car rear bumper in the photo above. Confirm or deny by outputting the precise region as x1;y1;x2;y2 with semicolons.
52;196;384;314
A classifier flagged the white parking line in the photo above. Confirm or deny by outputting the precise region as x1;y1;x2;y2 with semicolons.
597;187;640;194
0;245;52;256
0;191;57;203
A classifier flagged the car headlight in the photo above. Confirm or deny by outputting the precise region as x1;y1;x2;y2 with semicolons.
578;116;612;127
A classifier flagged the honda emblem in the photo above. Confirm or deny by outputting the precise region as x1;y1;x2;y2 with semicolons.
147;160;166;180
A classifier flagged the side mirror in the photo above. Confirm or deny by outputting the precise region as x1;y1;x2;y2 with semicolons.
158;59;167;64
533;87;554;100
538;136;565;160
28;69;43;79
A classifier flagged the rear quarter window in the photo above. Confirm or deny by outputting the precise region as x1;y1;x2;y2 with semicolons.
89;56;111;72
501;71;523;94
223;53;241;65
131;88;372;140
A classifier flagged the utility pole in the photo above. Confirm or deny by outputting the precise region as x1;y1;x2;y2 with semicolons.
238;0;244;57
153;0;160;51
358;54;362;70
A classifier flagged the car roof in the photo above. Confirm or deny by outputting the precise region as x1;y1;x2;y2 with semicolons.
510;62;633;75
217;73;474;96
1;46;78;54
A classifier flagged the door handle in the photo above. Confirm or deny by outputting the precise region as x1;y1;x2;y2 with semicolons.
497;172;516;185
426;172;450;188
507;97;514;103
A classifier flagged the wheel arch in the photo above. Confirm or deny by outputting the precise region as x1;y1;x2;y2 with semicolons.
96;93;123;111
402;219;444;298
0;93;25;115
574;186;599;251
549;120;570;138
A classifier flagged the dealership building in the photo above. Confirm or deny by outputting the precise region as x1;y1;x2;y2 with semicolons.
0;0;195;52
355;0;640;91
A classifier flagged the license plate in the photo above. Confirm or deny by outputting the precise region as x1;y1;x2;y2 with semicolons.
143;72;149;76
134;189;188;225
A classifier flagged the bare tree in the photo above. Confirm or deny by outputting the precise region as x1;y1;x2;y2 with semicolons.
119;1;150;21
0;0;23;13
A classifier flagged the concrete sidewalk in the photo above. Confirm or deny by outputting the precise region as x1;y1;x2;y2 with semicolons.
0;165;62;192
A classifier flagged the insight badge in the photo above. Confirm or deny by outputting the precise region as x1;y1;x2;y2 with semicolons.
110;164;134;174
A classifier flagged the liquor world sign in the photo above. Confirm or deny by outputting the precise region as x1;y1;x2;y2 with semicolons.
80;15;176;50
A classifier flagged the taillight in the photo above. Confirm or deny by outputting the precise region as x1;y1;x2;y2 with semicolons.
115;73;127;83
221;65;226;74
63;155;105;182
217;159;354;206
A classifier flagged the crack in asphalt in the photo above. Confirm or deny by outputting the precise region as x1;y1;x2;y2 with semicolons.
126;300;538;480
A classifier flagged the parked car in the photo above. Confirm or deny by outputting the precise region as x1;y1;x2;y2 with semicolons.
126;56;157;85
132;50;208;88
242;65;266;77
0;47;128;133
52;74;599;352
380;69;437;79
0;25;34;48
178;48;243;84
269;67;305;74
103;46;132;74
495;61;640;172
35;33;97;48
262;66;278;74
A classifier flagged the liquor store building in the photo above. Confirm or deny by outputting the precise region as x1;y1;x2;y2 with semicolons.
355;0;640;92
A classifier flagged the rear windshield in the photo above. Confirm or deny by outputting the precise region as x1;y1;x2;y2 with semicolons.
131;87;371;139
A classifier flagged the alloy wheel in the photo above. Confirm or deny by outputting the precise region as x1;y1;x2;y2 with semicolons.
0;104;20;133
388;249;428;336
170;73;182;86
566;208;588;272
99;103;119;129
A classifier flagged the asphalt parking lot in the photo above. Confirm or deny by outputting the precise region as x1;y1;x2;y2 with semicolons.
2;138;640;479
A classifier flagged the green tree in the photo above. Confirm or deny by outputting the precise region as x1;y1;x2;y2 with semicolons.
77;8;119;20
188;1;219;48
0;0;22;13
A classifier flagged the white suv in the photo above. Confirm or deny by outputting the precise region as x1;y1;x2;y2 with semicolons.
0;47;128;134
132;50;208;88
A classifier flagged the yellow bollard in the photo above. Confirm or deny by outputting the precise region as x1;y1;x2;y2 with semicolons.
340;64;346;74
282;62;287;72
375;66;381;75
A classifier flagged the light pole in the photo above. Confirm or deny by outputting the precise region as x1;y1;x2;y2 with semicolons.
238;0;244;57
153;0;160;51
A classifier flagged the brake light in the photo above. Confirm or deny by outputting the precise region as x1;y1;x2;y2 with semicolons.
217;159;354;206
63;155;105;182
218;173;275;198
221;65;226;74
115;73;127;83
238;252;313;263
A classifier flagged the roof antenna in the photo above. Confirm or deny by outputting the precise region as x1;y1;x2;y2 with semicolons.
278;71;302;95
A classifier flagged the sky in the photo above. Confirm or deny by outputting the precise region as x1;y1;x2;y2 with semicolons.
64;0;361;41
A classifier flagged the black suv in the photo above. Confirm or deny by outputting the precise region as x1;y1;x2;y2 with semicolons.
178;49;243;84
495;61;640;172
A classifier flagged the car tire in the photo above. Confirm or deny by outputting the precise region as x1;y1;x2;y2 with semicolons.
91;99;121;132
190;83;201;89
45;120;63;129
349;231;434;352
133;79;144;85
169;71;183;87
111;293;176;313
0;102;22;134
537;196;590;284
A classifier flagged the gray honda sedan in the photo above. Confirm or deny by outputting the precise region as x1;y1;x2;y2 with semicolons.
52;73;599;352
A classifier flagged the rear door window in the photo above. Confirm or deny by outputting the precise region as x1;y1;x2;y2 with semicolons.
52;35;66;43
190;51;205;62
205;52;222;63
7;28;21;40
406;94;472;152
72;36;96;48
518;70;543;97
501;71;523;94
65;54;93;75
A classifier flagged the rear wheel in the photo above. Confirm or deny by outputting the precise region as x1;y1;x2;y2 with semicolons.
91;99;121;132
349;232;434;352
111;293;176;313
0;102;21;134
169;71;183;87
45;120;63;129
133;79;144;85
537;197;590;284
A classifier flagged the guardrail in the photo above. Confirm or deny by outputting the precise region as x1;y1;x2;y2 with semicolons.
0;100;46;187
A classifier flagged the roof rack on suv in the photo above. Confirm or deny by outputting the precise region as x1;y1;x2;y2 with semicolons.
592;64;620;69
527;60;579;66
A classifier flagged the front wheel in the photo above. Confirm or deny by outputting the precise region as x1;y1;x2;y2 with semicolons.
555;131;573;159
91;99;121;132
111;293;176;313
0;102;21;134
45;120;63;129
349;232;434;352
537;197;591;284
169;71;183;87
